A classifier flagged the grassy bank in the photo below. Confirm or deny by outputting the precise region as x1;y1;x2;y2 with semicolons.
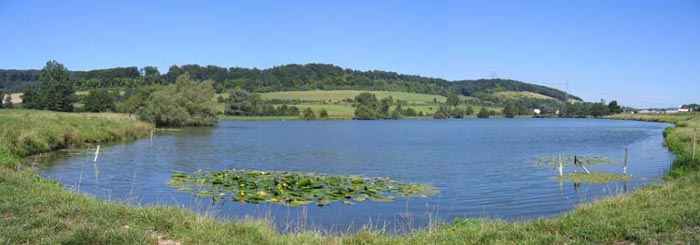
0;110;154;168
1;110;699;243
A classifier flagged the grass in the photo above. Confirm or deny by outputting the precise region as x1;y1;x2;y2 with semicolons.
558;172;633;184
1;110;700;243
532;155;617;167
494;91;555;100
258;90;452;104
0;110;153;168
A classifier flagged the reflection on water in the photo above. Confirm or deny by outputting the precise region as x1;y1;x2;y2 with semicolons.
35;118;673;233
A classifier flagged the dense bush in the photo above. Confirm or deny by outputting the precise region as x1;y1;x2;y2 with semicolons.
319;109;329;119
477;108;491;118
300;107;316;120
225;90;299;116
82;89;117;112
136;74;218;127
353;92;398;120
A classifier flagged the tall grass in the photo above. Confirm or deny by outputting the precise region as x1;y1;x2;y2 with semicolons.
0;110;153;168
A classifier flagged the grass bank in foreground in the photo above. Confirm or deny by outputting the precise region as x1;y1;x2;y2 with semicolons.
1;110;699;244
0;110;154;168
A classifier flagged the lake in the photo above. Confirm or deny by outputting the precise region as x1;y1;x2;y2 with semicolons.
37;118;673;233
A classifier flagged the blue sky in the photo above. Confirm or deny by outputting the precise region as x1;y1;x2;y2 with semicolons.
1;0;698;108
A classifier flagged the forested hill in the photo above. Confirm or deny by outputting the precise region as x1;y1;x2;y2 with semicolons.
0;63;580;101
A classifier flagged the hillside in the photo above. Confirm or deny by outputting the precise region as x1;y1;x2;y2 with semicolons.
214;90;501;120
1;64;580;103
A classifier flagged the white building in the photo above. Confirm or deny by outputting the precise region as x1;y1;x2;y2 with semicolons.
678;105;692;112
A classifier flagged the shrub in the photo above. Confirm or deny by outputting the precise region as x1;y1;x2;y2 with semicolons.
319;109;329;119
300;107;316;120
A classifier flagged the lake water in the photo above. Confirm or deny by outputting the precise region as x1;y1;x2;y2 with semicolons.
37;118;673;233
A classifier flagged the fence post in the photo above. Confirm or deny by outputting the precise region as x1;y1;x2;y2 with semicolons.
558;153;563;177
624;148;628;175
93;145;100;162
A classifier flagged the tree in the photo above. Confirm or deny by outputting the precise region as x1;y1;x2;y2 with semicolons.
20;88;39;109
82;89;116;112
465;106;474;116
117;86;157;115
503;103;516;118
446;93;460;106
225;90;253;116
137;74;218;127
433;106;450;119
22;61;75;111
354;92;382;120
142;66;162;84
354;105;381;120
450;107;465;118
404;107;417;117
379;96;394;118
319;108;329;119
0;91;4;109
590;101;610;117
390;105;403;119
477;108;490;118
300;107;316;120
608;100;622;114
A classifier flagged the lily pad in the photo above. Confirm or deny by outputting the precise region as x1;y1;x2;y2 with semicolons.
169;169;438;207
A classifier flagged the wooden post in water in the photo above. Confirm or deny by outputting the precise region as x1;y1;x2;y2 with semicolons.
573;155;577;173
575;155;590;174
558;153;563;177
93;145;100;162
624;148;628;175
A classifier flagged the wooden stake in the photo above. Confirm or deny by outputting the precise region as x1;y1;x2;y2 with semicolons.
624;148;628;175
93;145;100;162
580;163;591;174
558;153;563;177
575;155;590;174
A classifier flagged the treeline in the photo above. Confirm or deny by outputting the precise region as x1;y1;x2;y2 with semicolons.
223;90;330;120
224;91;300;117
562;100;625;117
1;63;578;103
17;61;218;127
0;69;40;92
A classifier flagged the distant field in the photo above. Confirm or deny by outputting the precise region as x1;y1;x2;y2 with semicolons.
212;90;502;120
259;90;448;104
494;91;555;100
